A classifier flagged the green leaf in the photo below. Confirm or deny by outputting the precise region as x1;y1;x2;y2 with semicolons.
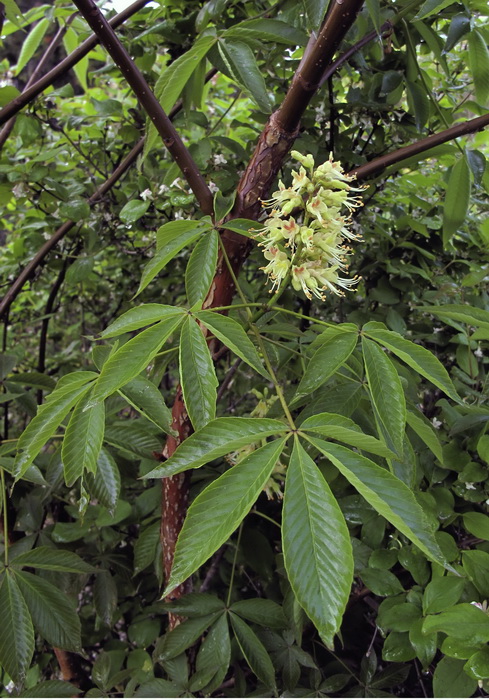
0;572;34;684
104;423;161;460
365;0;381;35
15;570;81;651
62;398;105;486
185;229;219;307
158;593;225;617
87;315;184;406
444;14;471;52
433;657;478;697
303;0;329;30
86;448;120;514
179;318;218;431
299;412;396;459
406;409;443;462
223;218;260;238
416;0;458;19
154;613;222;662
196;311;269;379
194;614;231;694
282;440;353;648
222;18;307;45
133;520;160;575
144;417;288;479
3;0;23;26
62;27;88;91
406;80;430;131
59;198;90;222
421;304;489;333
10;546;97;573
464;647;489;681
362;337;406;457
468;30;489;106
119;376;172;433
363;324;460;402
360;568;404;596
164;439;287;595
422;576;465;615
217;39;271;112
443;156;471;248
94;571;118;626
138;221;212;294
143;35;217;160
230;612;276;689
99;304;184;339
409;618;437;669
423;604;489;643
19;680;80;697
462;550;489;597
462;512;489;540
13;377;95;479
119;199;151;224
308;438;449;567
292;327;358;403
231;599;287;629
15;17;49;75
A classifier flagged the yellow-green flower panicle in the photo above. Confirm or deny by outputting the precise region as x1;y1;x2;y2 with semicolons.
257;151;364;299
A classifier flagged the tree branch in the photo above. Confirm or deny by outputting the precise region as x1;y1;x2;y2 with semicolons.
0;15;76;150
0;0;151;127
71;0;213;215
351;112;489;180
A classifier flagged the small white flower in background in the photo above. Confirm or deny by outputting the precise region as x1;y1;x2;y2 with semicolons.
465;482;476;490
208;181;219;194
431;417;442;429
5;682;15;693
474;347;484;358
470;601;488;612
174;210;184;220
433;327;443;333
170;178;184;189
158;184;169;195
140;188;152;201
255;151;365;299
42;232;51;240
213;154;228;166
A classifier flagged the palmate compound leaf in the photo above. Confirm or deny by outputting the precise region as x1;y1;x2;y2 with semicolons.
230;613;277;690
164;438;287;595
144;417;288;479
185;229;219;307
306;437;450;569
10;546;97;574
282;439;354;649
86;314;184;407
179;317;218;431
0;571;34;684
362;337;406;457
299;412;397;459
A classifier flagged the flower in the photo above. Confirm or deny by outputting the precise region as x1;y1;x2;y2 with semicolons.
140;188;153;201
257;151;364;298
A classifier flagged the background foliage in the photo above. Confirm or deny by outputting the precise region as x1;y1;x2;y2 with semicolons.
0;0;488;696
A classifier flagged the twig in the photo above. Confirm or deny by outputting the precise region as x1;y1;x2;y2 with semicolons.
71;0;213;215
351;112;489;180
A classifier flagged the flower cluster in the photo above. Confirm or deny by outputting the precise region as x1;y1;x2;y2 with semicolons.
256;151;364;300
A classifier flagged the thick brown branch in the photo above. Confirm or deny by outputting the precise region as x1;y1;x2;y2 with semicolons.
352;112;489;180
276;0;365;132
0;0;150;127
71;0;213;215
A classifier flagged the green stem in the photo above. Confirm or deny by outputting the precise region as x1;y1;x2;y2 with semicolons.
251;510;281;528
